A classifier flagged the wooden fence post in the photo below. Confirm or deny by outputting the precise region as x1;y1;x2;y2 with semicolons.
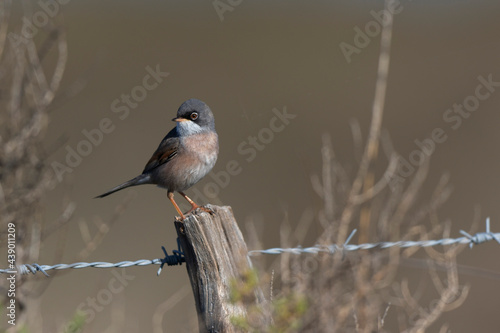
174;204;263;333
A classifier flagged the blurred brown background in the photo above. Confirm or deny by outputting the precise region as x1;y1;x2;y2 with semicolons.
3;0;500;332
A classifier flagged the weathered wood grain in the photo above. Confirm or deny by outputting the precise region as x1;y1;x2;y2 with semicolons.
174;205;262;333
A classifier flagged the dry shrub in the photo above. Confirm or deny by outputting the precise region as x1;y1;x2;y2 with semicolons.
238;2;469;331
0;4;128;331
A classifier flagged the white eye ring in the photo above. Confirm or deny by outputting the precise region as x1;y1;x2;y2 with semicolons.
190;112;198;120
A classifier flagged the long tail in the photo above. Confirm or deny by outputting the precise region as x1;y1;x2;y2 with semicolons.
95;174;151;198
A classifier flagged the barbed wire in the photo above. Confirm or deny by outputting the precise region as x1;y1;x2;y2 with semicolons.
0;239;185;277
2;218;498;276
249;218;500;256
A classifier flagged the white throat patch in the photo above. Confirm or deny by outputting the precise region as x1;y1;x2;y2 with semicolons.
176;120;204;136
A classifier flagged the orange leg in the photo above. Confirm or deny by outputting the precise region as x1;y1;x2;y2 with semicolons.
179;192;212;215
168;192;186;220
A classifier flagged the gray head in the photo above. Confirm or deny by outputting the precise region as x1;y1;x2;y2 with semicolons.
173;98;216;136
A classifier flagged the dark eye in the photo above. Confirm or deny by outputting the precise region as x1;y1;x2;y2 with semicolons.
190;112;198;120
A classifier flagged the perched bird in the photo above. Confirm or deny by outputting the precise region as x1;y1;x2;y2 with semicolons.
96;98;219;220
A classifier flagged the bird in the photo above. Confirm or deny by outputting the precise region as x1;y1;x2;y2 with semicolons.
96;98;219;220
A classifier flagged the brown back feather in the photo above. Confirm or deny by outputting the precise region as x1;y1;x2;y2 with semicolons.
142;127;179;174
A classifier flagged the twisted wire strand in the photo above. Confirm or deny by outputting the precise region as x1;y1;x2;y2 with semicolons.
249;218;500;256
0;260;166;276
2;219;498;276
1;239;186;276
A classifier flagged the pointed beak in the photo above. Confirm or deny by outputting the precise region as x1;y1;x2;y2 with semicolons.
172;117;188;122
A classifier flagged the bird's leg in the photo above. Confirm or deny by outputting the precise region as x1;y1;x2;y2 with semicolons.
168;192;186;220
179;192;200;214
179;192;213;215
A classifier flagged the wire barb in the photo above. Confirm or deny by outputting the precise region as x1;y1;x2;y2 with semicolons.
157;238;185;276
249;218;500;256
0;238;186;276
460;217;500;248
1;220;498;275
19;263;50;277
